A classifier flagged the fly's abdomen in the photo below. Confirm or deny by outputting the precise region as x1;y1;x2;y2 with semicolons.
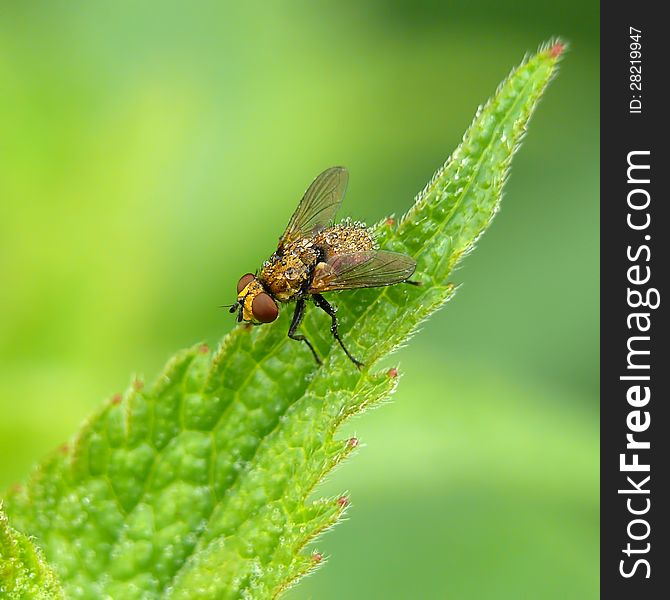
313;224;374;258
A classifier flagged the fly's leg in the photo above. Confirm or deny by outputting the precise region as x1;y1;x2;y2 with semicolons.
404;279;422;286
288;298;322;365
312;294;364;368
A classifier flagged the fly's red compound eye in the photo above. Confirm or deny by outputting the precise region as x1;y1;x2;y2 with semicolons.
252;293;278;323
237;273;255;294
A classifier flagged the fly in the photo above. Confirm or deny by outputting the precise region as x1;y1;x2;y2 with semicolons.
229;167;418;367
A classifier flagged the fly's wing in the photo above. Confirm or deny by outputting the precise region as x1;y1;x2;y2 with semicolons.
309;250;416;292
279;167;348;249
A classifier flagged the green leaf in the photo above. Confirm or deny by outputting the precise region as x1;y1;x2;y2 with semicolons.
2;41;564;598
1;503;65;599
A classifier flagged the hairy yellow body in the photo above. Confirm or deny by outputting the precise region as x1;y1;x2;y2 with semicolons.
260;224;374;303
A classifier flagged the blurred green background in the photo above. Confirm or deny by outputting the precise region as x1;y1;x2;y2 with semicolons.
0;1;598;598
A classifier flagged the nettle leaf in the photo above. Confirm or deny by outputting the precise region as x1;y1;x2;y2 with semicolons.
2;41;564;599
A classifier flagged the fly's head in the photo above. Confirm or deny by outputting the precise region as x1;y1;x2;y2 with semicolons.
230;273;279;324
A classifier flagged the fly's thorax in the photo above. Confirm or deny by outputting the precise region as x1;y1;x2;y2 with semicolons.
260;240;319;301
313;223;374;257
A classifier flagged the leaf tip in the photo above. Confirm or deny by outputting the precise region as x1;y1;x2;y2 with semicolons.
540;37;569;62
548;41;566;58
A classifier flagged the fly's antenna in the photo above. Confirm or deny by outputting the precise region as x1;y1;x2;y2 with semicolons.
219;303;239;313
